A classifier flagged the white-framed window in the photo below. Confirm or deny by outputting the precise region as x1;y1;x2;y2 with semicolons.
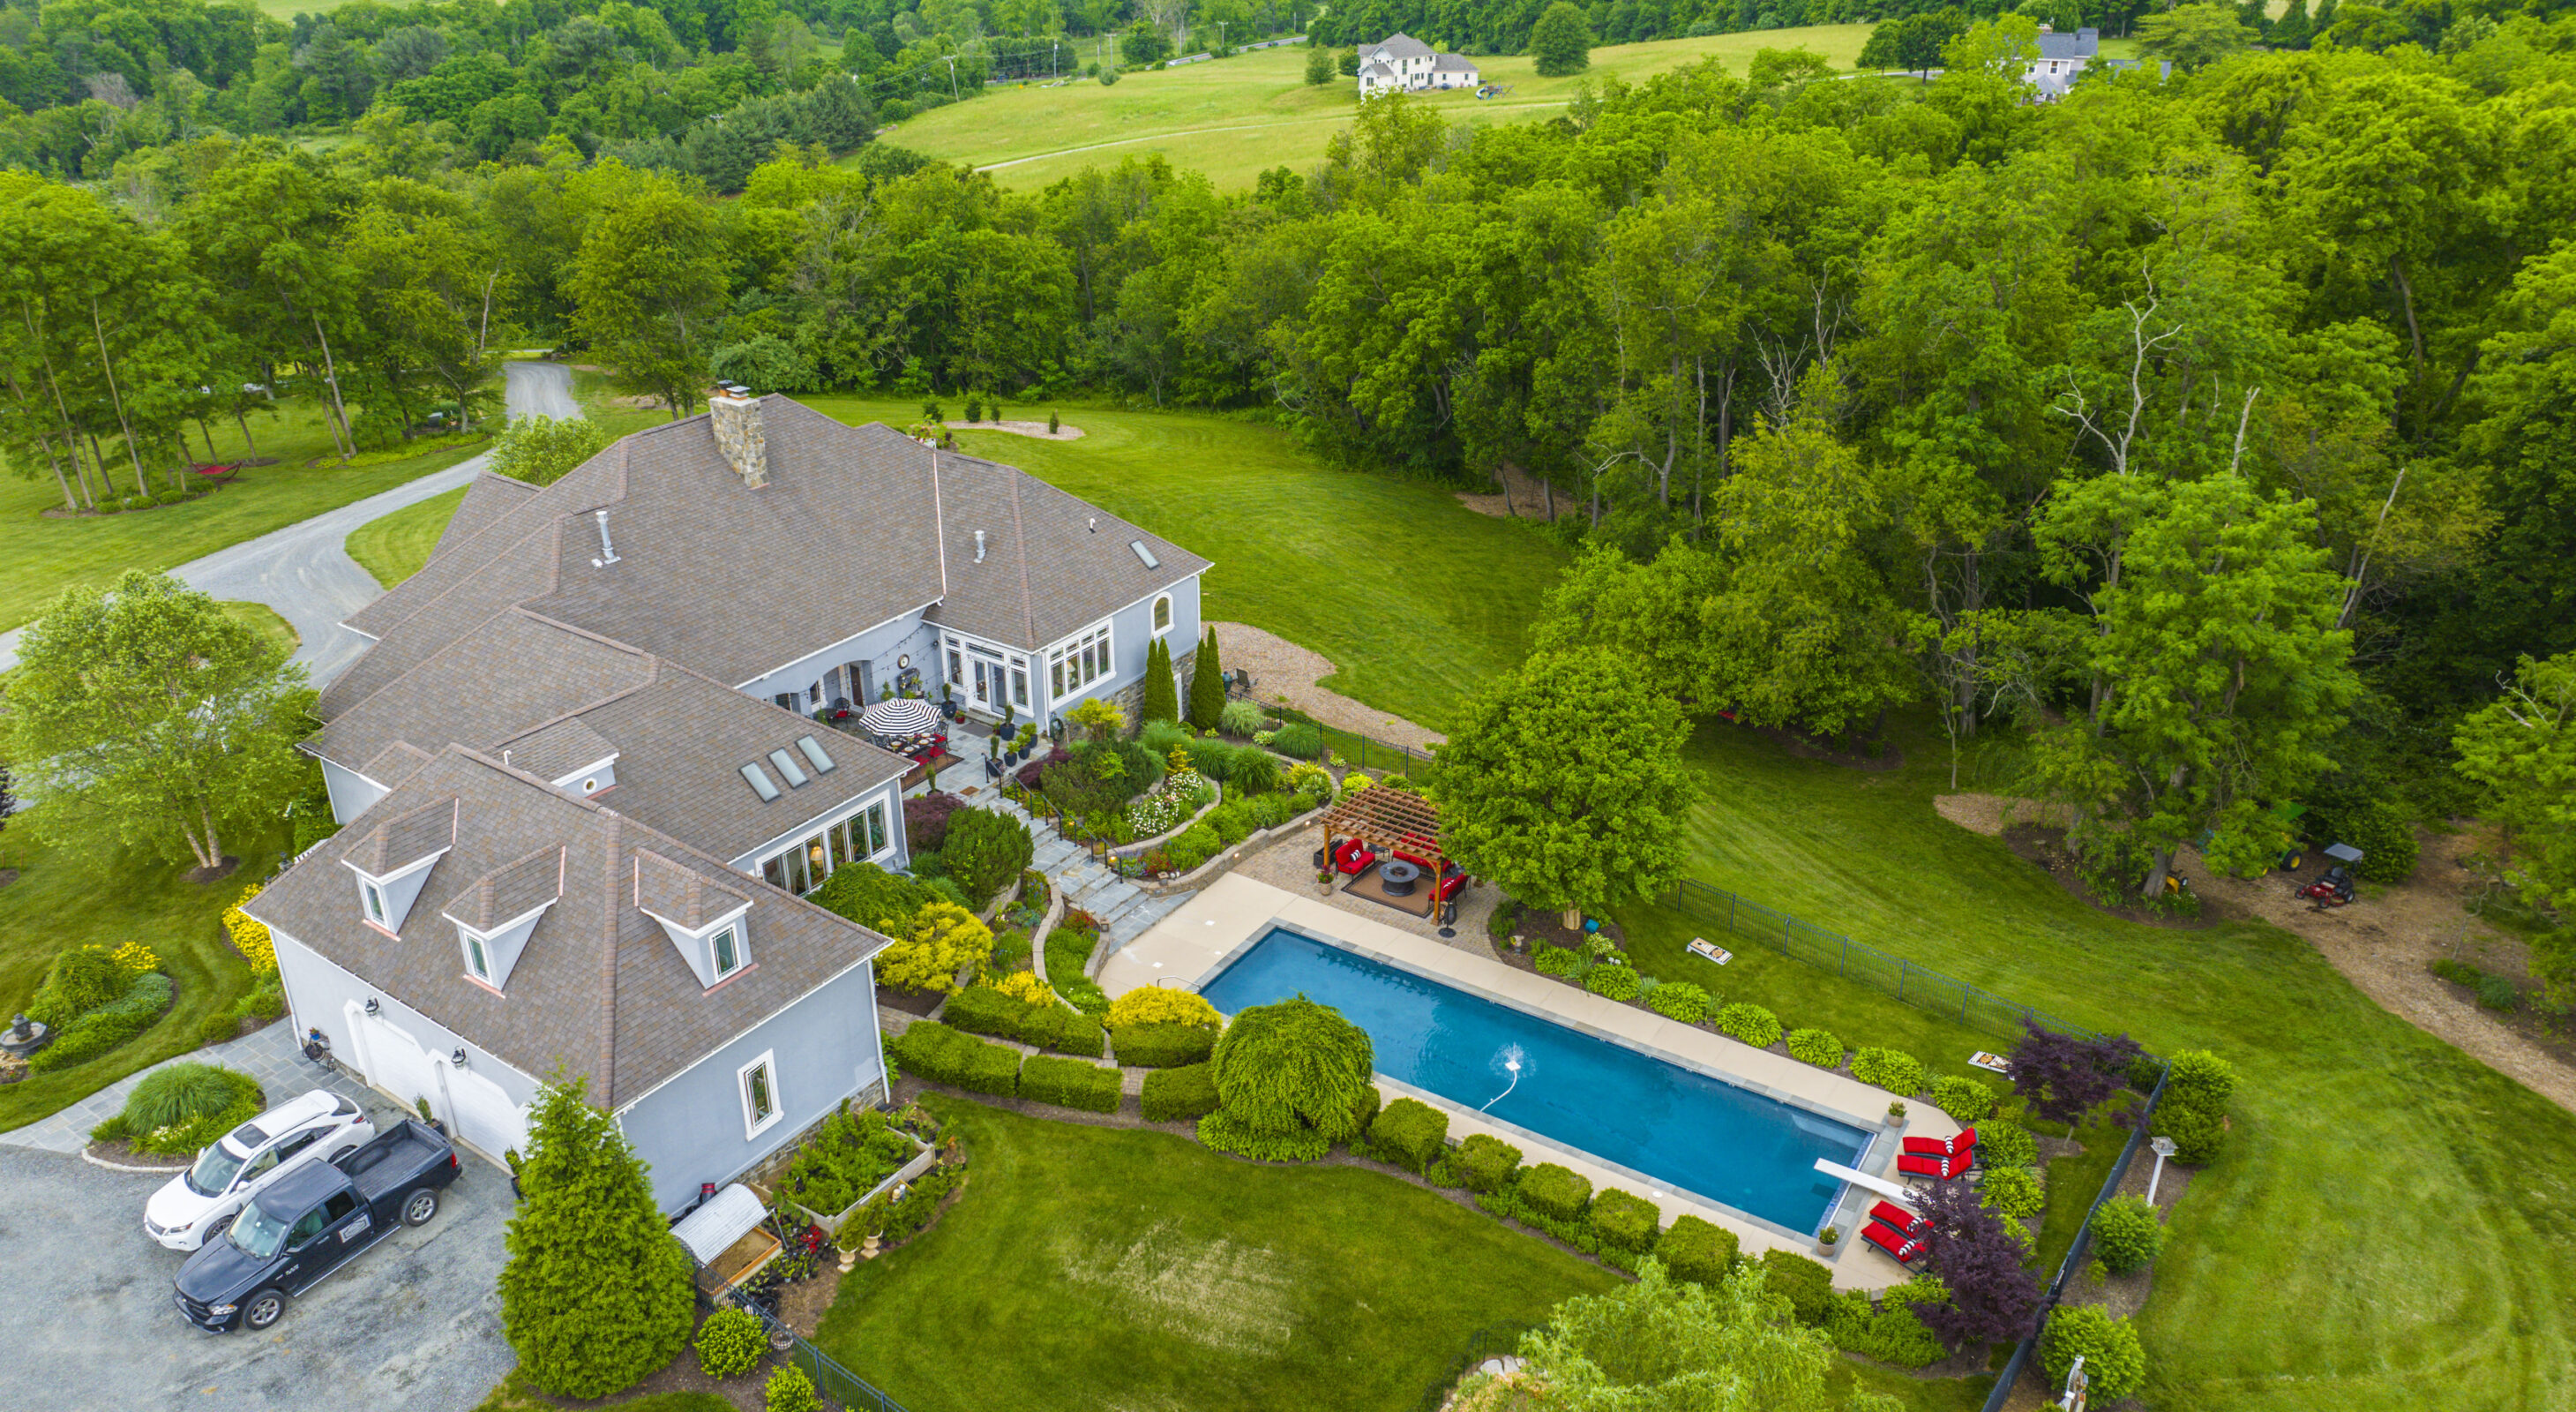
738;1050;783;1139
1010;658;1029;708
464;932;491;982
761;828;833;896
1047;622;1113;699
946;645;964;687
363;881;386;925
1152;595;1173;635
710;922;744;980
834;799;891;865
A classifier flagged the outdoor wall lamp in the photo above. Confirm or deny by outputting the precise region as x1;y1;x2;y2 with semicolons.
451;1048;468;1067
363;997;380;1016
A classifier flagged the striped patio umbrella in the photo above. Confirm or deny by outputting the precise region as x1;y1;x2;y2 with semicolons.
861;698;939;735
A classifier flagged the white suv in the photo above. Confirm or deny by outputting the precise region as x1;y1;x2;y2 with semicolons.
145;1091;377;1251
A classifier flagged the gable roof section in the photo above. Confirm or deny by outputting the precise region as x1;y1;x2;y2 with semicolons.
426;472;541;568
505;717;618;784
358;740;436;791
926;452;1211;649
1371;32;1433;58
1433;52;1477;71
2035;27;2099;59
635;849;750;929
343;796;456;876
309;611;654;775
339;447;625;651
443;845;564;931
243;747;891;1108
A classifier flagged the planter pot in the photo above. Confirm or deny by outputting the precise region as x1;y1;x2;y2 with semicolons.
1816;1236;1840;1258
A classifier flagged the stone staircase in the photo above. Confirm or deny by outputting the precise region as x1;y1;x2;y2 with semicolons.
993;797;1194;958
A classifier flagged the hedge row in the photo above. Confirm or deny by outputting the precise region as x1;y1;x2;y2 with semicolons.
941;985;1105;1058
1111;1021;1217;1068
1140;1063;1220;1122
889;1021;1022;1097
1019;1055;1120;1114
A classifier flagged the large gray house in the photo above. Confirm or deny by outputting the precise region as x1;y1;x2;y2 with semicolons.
246;394;1210;1209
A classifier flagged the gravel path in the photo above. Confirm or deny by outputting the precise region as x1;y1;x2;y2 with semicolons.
1209;621;1446;751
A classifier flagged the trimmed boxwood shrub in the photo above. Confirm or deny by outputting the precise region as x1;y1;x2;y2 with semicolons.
1589;1188;1661;1252
1644;980;1709;1023
1021;1004;1105;1057
1931;1073;1996;1123
1453;1133;1522;1192
694;1305;766;1377
29;973;174;1073
1584;964;1641;1001
2041;1305;2147;1400
1518;1162;1591;1222
1659;1214;1740;1284
1269;723;1322;759
1786;1028;1842;1068
1824;1281;1947;1368
1020;1055;1120;1113
1713;1002;1781;1048
1981;1163;2044;1219
1141;1063;1221;1121
1977;1122;2038;1170
1112;1021;1219;1068
891;1021;1022;1097
2153;1100;2226;1164
1368;1097;1449;1171
1850;1047;1926;1095
940;984;1023;1040
2164;1049;2239;1111
2091;1194;2165;1273
1533;946;1584;978
1758;1248;1835;1326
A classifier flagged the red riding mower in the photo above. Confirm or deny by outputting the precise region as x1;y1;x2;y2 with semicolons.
2297;843;2365;909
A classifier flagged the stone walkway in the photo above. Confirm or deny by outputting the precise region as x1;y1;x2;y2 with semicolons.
984;794;1195;959
2;1019;377;1154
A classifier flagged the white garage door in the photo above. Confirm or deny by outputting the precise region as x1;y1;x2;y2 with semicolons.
445;1065;529;1160
355;1010;444;1118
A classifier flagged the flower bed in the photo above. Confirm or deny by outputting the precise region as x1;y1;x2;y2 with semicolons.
1122;769;1217;843
780;1104;940;1237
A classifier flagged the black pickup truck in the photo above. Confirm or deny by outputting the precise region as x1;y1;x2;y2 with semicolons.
173;1118;462;1333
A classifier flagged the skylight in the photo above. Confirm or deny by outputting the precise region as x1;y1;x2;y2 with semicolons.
1131;540;1161;569
768;748;809;788
797;735;836;773
738;762;780;801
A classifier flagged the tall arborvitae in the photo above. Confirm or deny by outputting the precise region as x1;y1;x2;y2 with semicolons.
1187;627;1226;731
1140;635;1179;725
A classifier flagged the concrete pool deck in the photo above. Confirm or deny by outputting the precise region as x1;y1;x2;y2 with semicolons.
1102;874;1960;1292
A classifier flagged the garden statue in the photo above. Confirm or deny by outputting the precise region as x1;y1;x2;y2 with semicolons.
0;1012;49;1058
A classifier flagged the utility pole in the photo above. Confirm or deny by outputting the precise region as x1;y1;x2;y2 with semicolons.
1214;20;1226;52
943;53;959;99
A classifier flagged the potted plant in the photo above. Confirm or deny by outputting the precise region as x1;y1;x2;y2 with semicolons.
1015;724;1037;755
1886;1101;1907;1130
1816;1224;1841;1257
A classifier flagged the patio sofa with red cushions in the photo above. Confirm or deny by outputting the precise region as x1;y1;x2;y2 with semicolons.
1331;838;1379;875
1391;833;1470;900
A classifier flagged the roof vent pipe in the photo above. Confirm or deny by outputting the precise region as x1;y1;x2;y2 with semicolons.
592;509;620;567
974;529;986;563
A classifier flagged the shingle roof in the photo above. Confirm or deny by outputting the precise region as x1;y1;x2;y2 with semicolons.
358;741;435;790
1433;52;1477;71
1361;59;1397;80
505;717;618;784
1370;33;1434;59
443;845;564;931
2035;27;2099;60
635;849;750;929
243;747;892;1107
426;472;540;567
342;797;456;876
311;611;654;775
925;452;1210;650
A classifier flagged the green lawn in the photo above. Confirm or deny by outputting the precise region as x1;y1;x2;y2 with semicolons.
798;398;1565;731
0;822;280;1132
346;486;468;589
0;400;487;633
815;1093;1622;1412
1611;714;2576;1411
878;27;1874;191
216;600;301;656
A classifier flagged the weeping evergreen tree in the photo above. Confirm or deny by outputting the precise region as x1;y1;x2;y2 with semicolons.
1141;635;1180;725
1187;627;1226;731
500;1078;695;1398
1198;996;1375;1161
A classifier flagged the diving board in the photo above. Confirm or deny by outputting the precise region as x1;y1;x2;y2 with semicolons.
1816;1159;1916;1206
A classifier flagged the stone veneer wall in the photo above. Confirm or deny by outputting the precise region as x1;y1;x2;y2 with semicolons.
1103;647;1194;729
709;394;768;488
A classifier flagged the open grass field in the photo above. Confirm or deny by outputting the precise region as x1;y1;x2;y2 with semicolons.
346;485;469;589
797;398;1566;731
0;824;280;1132
216;600;300;656
814;1093;1618;1411
874;26;1873;191
1605;713;2576;1410
0;400;485;633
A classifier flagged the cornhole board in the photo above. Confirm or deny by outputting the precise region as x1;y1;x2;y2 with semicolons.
1969;1052;2011;1075
1689;938;1733;965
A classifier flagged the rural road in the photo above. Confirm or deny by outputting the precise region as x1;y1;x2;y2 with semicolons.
0;362;578;688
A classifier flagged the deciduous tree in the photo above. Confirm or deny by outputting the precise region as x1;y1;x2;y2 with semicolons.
1909;1179;2043;1354
488;414;612;486
1529;2;1591;77
566;175;730;421
2006;1021;2144;1136
2452;650;2576;1001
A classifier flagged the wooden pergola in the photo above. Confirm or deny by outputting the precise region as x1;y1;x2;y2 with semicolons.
1320;786;1454;920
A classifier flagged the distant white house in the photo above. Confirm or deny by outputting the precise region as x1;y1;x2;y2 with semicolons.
1357;32;1479;96
2025;25;2100;99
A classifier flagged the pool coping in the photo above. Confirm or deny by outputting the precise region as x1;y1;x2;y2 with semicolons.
1105;875;1958;1288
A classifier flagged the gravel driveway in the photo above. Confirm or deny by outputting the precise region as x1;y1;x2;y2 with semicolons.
0;1124;515;1411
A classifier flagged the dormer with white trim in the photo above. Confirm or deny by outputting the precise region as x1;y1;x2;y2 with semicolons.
440;845;565;991
635;850;756;990
499;717;622;802
340;797;459;935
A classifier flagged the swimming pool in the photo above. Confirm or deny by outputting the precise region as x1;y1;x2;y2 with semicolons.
1198;928;1872;1234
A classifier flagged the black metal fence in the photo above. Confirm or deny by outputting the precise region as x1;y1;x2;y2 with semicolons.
1408;1320;1536;1412
700;1284;918;1412
1979;1066;2173;1411
1666;878;2125;1049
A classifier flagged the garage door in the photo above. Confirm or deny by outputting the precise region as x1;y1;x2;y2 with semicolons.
354;1010;444;1118
445;1065;528;1160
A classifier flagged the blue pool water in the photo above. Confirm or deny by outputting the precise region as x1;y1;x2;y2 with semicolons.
1199;928;1871;1233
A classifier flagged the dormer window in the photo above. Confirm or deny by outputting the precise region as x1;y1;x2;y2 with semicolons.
464;933;492;981
711;922;743;980
440;845;565;993
363;882;387;925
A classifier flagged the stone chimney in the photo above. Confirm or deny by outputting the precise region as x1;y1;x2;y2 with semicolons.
708;385;768;489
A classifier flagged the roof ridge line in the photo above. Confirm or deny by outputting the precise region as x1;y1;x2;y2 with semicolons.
1008;464;1036;645
596;808;619;1106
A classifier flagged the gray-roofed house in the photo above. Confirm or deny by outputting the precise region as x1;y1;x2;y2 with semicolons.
2026;25;2100;99
250;390;1211;1207
1358;32;1479;95
245;747;896;1211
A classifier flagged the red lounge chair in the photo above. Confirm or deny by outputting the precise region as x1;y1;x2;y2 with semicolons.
1897;1151;1971;1181
1868;1200;1925;1236
1332;838;1378;875
1861;1222;1923;1264
1903;1127;1975;1159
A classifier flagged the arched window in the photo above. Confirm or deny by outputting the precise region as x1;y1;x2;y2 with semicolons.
1152;595;1173;634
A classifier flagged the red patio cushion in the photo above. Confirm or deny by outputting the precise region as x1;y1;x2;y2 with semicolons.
1861;1222;1922;1263
1897;1152;1970;1181
1868;1200;1923;1235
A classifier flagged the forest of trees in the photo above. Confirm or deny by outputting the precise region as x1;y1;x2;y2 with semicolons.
4;15;2572;970
0;0;1304;183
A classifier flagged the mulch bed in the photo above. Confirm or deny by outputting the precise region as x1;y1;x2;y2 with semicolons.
2001;825;2215;930
186;854;243;884
86;1138;192;1169
875;984;945;1018
0;867;17;888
